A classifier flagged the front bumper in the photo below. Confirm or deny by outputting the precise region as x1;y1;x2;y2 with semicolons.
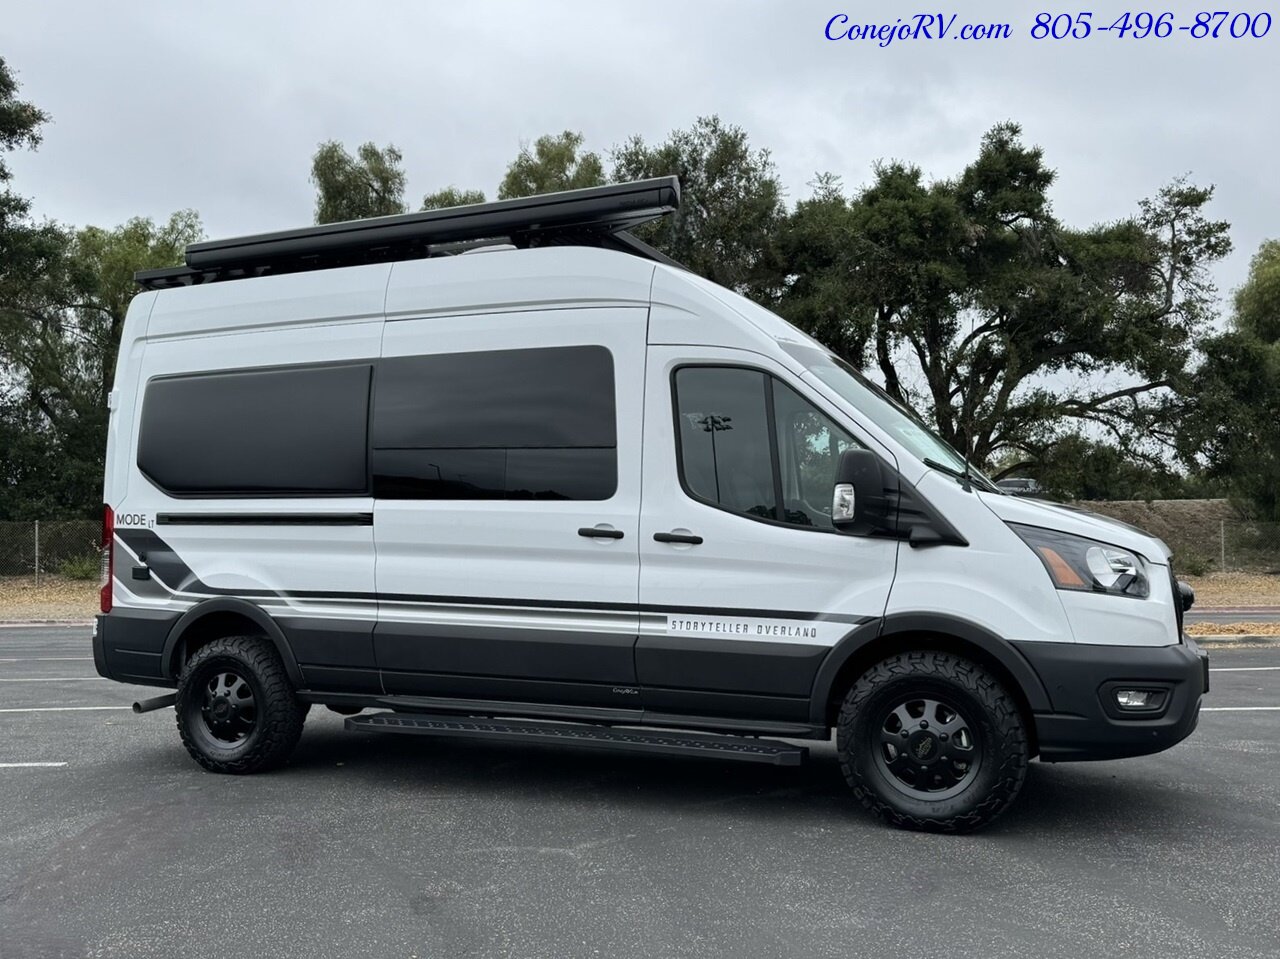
1013;637;1208;762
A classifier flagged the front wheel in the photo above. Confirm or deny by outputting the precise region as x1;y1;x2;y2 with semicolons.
837;651;1028;833
176;636;306;774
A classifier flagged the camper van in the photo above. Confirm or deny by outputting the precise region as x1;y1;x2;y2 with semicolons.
93;178;1208;832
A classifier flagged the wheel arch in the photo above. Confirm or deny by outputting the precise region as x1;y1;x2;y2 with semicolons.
809;613;1051;752
162;598;304;686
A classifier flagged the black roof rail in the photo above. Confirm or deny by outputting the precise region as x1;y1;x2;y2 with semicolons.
135;177;681;290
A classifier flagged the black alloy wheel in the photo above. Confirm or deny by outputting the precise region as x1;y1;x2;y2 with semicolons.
197;670;257;744
873;694;981;801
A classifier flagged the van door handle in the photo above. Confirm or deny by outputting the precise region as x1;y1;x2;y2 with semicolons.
578;527;624;539
653;531;703;545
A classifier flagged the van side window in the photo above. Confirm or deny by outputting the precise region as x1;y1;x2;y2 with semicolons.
674;367;859;530
372;345;616;500
674;368;778;521
137;363;372;495
770;380;858;530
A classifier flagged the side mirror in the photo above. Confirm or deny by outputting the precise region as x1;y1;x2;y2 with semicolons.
832;448;891;534
1178;580;1195;612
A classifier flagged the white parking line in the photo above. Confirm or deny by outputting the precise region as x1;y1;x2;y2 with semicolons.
1209;667;1280;672
0;677;105;682
1201;706;1280;711
0;762;68;768
0;657;92;662
0;706;131;713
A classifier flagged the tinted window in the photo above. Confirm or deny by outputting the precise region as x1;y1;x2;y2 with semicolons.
674;367;861;529
772;380;857;529
137;364;371;495
674;368;777;521
372;346;616;500
374;345;615;449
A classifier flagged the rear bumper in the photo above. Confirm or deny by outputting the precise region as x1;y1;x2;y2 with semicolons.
1013;637;1208;762
95;609;177;689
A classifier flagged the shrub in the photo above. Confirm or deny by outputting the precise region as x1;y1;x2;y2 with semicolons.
58;553;100;581
1178;553;1213;577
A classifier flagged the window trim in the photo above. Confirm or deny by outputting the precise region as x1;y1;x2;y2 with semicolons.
669;362;861;536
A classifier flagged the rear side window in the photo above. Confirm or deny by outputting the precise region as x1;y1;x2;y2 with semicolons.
137;363;372;495
372;345;616;500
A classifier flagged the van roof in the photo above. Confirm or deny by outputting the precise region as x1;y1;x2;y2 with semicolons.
136;178;682;291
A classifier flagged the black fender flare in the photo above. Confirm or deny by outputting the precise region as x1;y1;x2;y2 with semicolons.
808;612;1053;725
161;597;304;686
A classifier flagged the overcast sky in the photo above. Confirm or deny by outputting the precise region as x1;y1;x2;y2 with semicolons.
3;1;1276;307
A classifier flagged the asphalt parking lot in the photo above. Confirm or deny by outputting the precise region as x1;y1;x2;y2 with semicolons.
1;627;1277;959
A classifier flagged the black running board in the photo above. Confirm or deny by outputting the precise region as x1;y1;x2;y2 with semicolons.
345;712;807;766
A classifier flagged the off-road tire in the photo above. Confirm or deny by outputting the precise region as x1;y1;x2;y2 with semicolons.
837;651;1028;833
176;635;306;774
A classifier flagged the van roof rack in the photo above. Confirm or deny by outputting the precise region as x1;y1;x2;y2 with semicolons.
135;177;682;290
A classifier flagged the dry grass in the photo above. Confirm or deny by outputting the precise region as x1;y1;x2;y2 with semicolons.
0;576;98;622
1186;621;1280;637
1076;498;1238;546
1182;572;1280;607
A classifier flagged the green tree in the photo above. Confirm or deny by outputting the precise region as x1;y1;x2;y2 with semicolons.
0;56;60;360
497;131;604;200
310;140;408;224
1002;433;1206;501
1;212;201;518
1180;240;1280;519
420;186;487;210
612;116;786;298
778;124;1231;473
1233;239;1280;342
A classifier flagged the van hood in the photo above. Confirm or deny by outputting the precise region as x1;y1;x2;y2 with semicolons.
978;493;1171;565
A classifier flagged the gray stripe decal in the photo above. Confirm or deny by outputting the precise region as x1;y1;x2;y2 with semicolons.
113;528;876;644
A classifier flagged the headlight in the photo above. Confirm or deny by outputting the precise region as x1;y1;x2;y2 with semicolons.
1009;524;1150;598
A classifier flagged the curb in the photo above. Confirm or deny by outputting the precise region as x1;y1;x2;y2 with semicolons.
1188;634;1280;646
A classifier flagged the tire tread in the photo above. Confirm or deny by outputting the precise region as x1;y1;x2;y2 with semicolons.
176;635;305;774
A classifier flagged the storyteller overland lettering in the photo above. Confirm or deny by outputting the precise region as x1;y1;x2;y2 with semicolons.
668;617;820;640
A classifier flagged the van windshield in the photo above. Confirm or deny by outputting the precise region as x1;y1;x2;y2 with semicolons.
780;342;998;490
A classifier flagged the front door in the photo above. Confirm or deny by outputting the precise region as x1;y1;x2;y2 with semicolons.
373;308;646;707
637;347;899;721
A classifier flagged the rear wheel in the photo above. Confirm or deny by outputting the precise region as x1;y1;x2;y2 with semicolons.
176;635;306;774
837;651;1028;833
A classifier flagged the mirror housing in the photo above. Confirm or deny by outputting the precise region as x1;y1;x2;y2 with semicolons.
832;448;969;548
832;449;893;535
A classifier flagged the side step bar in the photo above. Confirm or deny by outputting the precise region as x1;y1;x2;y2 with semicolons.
345;712;807;766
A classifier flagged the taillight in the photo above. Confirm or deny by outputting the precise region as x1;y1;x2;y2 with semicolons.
100;505;114;613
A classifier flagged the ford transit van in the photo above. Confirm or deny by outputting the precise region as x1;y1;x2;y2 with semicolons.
94;178;1208;831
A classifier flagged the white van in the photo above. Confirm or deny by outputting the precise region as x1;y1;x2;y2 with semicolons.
94;178;1208;832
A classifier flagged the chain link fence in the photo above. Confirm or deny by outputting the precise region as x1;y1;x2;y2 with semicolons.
1214;521;1280;575
0;520;101;583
